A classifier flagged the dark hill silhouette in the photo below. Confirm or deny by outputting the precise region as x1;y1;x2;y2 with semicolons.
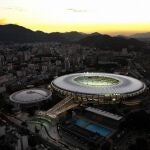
0;24;144;50
130;32;150;41
79;34;144;50
0;24;86;43
131;32;150;39
62;31;87;42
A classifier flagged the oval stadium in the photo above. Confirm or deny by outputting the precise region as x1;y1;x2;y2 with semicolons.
51;73;146;103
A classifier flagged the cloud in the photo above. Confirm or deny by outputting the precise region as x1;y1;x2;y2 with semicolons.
66;8;87;13
3;7;24;12
0;18;7;25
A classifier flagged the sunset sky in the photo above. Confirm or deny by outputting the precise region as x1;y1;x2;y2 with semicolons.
0;0;150;35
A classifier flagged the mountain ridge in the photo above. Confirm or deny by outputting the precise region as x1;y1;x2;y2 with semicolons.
0;24;144;50
130;32;150;41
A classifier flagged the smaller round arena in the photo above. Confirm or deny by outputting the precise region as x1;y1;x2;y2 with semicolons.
9;88;52;110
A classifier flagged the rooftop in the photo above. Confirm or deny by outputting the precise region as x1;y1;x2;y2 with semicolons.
52;72;146;96
85;107;123;121
9;88;52;104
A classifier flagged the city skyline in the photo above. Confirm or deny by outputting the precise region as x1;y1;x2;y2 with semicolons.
0;0;150;35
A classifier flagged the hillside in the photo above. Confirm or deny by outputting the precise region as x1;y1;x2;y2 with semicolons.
130;32;150;41
79;33;144;50
0;24;144;50
0;24;86;43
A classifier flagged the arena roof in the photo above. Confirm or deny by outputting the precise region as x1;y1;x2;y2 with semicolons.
9;88;52;104
85;107;123;121
51;73;146;98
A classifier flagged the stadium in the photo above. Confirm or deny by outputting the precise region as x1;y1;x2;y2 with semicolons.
35;73;146;118
51;72;146;103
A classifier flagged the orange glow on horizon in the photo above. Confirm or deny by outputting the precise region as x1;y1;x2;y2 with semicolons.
16;23;150;36
0;0;150;35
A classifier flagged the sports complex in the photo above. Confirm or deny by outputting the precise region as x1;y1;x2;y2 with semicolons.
26;73;147;148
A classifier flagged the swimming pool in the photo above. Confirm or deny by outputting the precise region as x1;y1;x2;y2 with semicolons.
74;118;112;137
74;118;89;127
86;124;111;137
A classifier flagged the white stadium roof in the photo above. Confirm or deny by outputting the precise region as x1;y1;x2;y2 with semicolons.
9;88;52;104
51;73;146;97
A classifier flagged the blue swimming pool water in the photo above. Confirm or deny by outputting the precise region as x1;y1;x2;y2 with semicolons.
74;118;89;127
74;118;112;137
86;124;111;137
